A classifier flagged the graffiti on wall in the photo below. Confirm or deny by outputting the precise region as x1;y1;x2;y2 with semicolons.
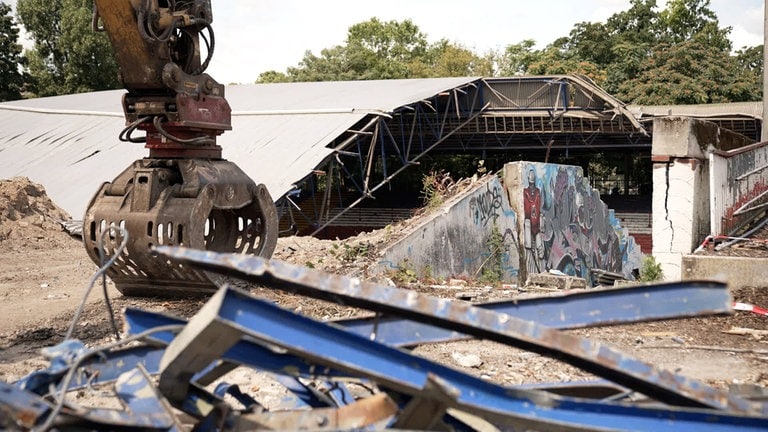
470;182;505;227
466;180;520;279
469;182;503;226
521;162;640;282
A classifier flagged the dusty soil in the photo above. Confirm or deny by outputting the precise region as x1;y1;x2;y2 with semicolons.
1;176;767;406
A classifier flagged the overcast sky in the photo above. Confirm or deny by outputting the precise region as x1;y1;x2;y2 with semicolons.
4;0;765;84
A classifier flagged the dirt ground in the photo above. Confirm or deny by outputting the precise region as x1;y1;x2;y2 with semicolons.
1;176;768;406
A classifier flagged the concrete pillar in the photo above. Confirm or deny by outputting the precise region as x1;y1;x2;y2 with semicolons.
650;117;750;281
651;156;708;280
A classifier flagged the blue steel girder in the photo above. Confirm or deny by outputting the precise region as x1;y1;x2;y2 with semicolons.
334;281;732;347
152;282;767;431
54;316;629;411
154;245;758;415
11;365;183;431
116;276;728;379
0;381;52;430
48;338;333;410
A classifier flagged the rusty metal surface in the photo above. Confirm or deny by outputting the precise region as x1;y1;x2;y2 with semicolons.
6;281;768;430
155;246;759;414
335;281;733;346
393;374;458;430
83;159;277;296
148;283;768;431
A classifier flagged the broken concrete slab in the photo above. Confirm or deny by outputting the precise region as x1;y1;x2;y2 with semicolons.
525;272;587;290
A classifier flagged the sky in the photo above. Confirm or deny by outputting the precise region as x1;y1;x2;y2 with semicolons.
4;0;766;84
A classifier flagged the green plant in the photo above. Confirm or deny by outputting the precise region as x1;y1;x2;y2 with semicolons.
388;259;418;285
477;223;505;285
422;264;433;280
639;255;663;282
339;242;371;262
420;170;453;210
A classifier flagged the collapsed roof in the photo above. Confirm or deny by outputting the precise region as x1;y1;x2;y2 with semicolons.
0;75;652;221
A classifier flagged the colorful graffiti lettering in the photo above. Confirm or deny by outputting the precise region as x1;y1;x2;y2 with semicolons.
522;162;641;283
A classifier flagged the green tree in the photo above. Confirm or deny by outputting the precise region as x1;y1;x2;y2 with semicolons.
17;0;119;96
659;0;720;44
616;32;759;104
502;0;760;104
256;70;291;83
283;18;491;82
497;39;539;76
0;2;26;101
286;45;355;82
497;38;606;85
285;18;429;82
418;39;493;78
344;17;428;79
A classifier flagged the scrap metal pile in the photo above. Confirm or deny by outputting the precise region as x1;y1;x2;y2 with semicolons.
3;247;768;431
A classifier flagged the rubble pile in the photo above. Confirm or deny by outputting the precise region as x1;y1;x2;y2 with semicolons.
0;177;72;248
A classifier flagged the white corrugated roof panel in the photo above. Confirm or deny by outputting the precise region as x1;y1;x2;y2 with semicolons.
0;77;478;217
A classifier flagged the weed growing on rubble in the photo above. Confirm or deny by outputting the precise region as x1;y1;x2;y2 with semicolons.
478;223;505;285
421;170;453;210
639;255;663;282
389;259;418;285
336;242;371;262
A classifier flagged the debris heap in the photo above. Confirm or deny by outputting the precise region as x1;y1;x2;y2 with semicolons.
0;177;72;248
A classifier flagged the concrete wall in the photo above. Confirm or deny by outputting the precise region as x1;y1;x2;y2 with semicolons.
651;117;757;280
375;162;643;286
505;162;643;284
682;255;768;289
709;142;768;235
376;175;521;282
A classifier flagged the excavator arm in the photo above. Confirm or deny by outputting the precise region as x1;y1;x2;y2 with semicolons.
83;0;278;296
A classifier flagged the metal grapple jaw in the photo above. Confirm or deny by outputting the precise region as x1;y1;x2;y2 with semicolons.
83;158;278;296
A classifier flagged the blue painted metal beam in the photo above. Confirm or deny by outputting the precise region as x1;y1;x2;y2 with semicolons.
153;284;768;431
335;281;732;346
0;381;52;429
154;246;754;414
112;365;182;431
51;310;354;393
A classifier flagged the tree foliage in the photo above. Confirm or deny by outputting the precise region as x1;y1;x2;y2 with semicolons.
259;17;492;83
2;0;759;106
17;0;119;97
496;0;760;105
260;3;759;105
617;26;759;104
0;1;26;101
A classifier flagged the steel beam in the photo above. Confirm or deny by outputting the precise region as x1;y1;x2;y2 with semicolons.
155;246;756;415
152;283;767;431
335;281;732;346
0;381;52;430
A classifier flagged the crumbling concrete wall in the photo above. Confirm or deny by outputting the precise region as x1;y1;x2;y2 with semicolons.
376;175;521;282
651;117;755;280
710;142;768;235
375;162;642;286
504;162;643;284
